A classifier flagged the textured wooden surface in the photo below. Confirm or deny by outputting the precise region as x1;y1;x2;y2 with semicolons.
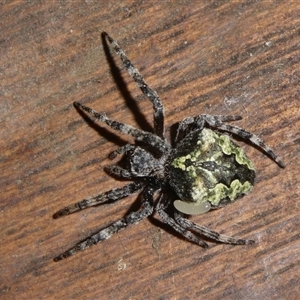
1;1;300;299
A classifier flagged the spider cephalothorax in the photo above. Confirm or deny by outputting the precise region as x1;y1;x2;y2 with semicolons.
53;33;284;261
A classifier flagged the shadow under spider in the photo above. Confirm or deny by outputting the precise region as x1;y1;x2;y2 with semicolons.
101;32;153;134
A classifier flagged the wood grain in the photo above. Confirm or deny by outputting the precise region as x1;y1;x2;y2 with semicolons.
1;1;300;299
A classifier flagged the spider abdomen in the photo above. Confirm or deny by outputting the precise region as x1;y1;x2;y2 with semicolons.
168;128;256;208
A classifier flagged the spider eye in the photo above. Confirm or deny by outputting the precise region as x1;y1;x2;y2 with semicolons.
174;200;211;215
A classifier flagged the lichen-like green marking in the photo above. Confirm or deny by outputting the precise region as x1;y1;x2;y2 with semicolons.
207;180;253;206
170;128;255;207
218;134;254;170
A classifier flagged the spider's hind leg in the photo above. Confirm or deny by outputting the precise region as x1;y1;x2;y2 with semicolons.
175;113;284;168
155;195;209;248
175;115;242;143
174;212;254;245
202;115;285;168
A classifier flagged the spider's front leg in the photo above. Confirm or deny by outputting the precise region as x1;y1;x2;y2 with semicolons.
109;144;136;159
74;102;170;154
105;165;134;179
104;32;165;138
54;186;156;261
53;182;144;218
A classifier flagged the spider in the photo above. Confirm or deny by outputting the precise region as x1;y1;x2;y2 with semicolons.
53;32;285;262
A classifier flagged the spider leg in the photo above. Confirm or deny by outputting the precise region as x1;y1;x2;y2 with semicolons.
155;195;208;247
54;186;156;261
174;212;254;245
175;115;242;143
201;114;285;168
104;32;165;139
53;182;144;218
74;102;170;154
175;114;284;167
105;165;133;179
109;144;136;159
174;116;204;144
